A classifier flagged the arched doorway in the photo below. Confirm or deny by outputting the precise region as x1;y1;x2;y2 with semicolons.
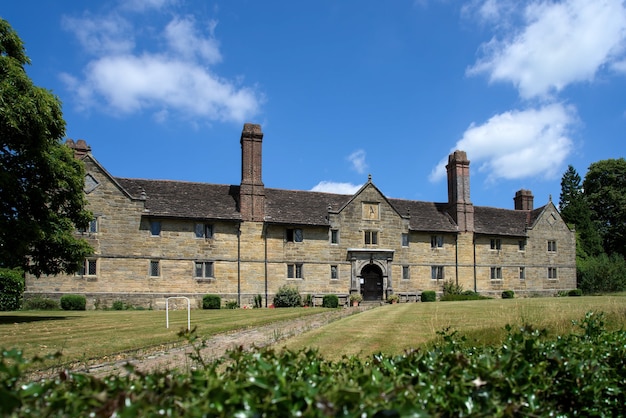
360;264;383;301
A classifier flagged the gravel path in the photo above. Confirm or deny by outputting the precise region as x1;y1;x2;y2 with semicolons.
65;306;371;379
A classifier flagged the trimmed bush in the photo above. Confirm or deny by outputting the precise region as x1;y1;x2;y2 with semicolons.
112;300;125;310
442;279;464;296
502;290;515;299
60;294;86;311
273;285;302;307
22;297;60;310
421;290;436;302
568;288;583;297
203;294;221;309
441;293;489;301
225;300;239;309
0;268;24;311
322;294;339;308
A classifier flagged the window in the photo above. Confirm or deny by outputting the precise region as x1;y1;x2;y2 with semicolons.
77;259;97;276
79;218;98;233
195;223;213;239
150;221;161;237
330;265;338;280
287;263;303;279
286;228;303;242
330;229;339;244
490;267;502;280
194;261;214;278
431;235;444;248
518;240;526;251
150;260;160;277
401;233;409;247
364;231;378;245
402;265;410;280
548;240;557;252
431;266;444;280
548;267;558;279
490;239;502;250
519;267;525;280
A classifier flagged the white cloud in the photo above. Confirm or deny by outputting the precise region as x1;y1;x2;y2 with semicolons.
347;149;368;174
61;6;261;124
468;0;626;99
429;103;576;183
311;181;362;195
120;0;177;12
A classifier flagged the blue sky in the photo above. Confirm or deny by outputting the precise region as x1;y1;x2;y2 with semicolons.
3;0;626;209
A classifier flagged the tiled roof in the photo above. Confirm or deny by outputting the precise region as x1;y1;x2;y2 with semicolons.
474;206;539;236
114;178;537;236
115;178;241;220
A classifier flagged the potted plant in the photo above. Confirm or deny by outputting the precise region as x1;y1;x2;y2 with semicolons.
349;293;363;307
387;294;399;304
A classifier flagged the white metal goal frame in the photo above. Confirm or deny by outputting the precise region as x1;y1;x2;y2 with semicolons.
165;296;191;330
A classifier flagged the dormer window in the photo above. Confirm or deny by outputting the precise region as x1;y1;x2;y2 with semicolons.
286;228;303;243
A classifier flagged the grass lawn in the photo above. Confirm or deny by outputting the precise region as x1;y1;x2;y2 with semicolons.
280;294;626;360
0;307;328;369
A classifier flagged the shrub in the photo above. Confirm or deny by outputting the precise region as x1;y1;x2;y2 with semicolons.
22;297;59;310
112;300;125;310
421;290;436;302
254;294;263;308
0;268;24;311
387;294;399;304
225;300;239;309
203;294;221;309
60;294;86;311
302;294;313;307
577;253;626;293
502;290;515;299
441;293;489;301
442;279;464;296
568;288;583;297
273;285;302;307
322;294;339;308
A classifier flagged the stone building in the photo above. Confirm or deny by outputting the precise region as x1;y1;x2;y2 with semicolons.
25;124;576;309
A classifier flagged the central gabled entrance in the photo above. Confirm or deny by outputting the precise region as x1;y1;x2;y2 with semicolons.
360;264;383;301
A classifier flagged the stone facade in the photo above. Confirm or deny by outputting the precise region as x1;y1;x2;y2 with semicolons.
25;124;577;308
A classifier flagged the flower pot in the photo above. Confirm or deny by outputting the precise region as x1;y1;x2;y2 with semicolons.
352;300;359;307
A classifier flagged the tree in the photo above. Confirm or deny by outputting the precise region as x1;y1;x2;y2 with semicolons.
559;165;603;258
0;19;92;276
583;158;626;258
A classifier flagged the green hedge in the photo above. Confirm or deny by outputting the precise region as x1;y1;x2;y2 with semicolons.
60;294;86;311
501;290;515;299
2;312;624;417
202;294;221;309
22;297;59;310
322;294;339;308
0;268;24;311
421;290;436;302
273;285;301;307
568;288;583;297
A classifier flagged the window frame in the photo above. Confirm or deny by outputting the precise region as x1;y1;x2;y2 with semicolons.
194;261;214;278
364;230;378;245
195;223;214;239
518;240;526;251
431;266;444;281
548;240;557;252
330;265;338;280
76;259;97;276
430;235;444;249
401;233;409;247
330;229;339;244
490;238;502;250
548;267;558;279
402;265;410;280
150;221;161;237
519;266;526;280
490;267;502;280
286;228;304;243
287;263;303;279
149;260;160;277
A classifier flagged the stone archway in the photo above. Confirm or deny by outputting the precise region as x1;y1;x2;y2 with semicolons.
360;264;384;301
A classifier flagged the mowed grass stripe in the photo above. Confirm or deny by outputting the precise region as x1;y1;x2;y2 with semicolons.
0;308;328;367
280;295;626;360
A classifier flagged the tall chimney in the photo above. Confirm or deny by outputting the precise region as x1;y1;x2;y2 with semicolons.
239;123;265;222
65;139;91;159
514;189;534;211
446;150;474;232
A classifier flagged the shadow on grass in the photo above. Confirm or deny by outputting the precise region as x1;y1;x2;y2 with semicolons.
0;315;77;325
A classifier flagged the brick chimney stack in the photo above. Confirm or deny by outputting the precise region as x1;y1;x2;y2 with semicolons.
239;123;265;222
65;139;91;159
446;150;474;232
514;189;534;211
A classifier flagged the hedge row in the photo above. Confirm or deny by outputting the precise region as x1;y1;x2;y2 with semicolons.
2;312;623;417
